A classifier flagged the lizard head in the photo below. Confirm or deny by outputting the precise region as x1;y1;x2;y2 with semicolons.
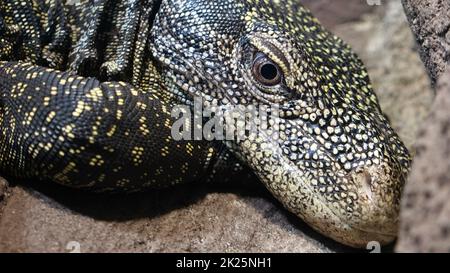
151;0;411;247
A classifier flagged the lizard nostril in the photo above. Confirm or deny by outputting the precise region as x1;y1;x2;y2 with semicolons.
351;169;374;201
362;170;373;200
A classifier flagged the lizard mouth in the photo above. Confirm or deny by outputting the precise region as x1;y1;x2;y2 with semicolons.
295;164;402;248
272;164;400;248
302;194;398;248
232;128;403;248
287;167;399;248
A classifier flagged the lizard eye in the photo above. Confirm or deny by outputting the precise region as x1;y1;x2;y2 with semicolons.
252;53;283;86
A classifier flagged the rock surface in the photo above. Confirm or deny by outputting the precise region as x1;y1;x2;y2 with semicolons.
401;0;450;85
0;182;352;252
0;0;432;253
300;0;375;28
396;67;450;252
396;0;450;253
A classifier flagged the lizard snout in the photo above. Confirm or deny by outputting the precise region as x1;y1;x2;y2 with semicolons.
335;164;404;247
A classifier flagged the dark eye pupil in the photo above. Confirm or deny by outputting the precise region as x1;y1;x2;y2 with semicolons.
260;63;278;81
252;53;282;86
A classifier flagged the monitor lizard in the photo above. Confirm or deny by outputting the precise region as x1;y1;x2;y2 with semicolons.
0;0;411;248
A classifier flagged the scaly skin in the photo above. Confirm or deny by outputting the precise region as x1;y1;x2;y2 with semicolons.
0;0;411;248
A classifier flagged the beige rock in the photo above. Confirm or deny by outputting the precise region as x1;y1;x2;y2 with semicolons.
396;67;450;252
402;0;450;85
0;183;344;253
395;0;450;253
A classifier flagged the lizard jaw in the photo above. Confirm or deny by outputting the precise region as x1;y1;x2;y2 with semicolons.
233;133;403;248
